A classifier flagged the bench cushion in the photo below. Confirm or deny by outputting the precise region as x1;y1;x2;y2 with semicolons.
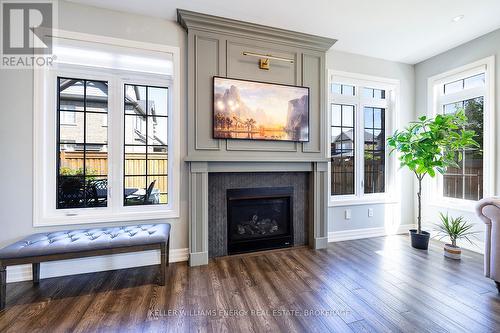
0;223;170;260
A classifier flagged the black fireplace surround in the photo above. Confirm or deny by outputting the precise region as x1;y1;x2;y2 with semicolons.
227;187;294;255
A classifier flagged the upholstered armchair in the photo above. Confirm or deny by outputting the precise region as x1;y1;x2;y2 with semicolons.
476;197;500;292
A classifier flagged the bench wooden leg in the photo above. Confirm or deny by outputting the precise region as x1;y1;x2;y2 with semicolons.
32;263;40;285
159;243;166;286
166;237;170;267
0;265;6;310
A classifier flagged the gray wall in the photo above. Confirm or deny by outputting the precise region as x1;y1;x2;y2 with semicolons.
326;50;416;232
0;1;421;253
0;1;189;250
414;28;500;251
415;28;500;194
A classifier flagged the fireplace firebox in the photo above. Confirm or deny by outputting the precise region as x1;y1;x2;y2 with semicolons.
227;187;294;255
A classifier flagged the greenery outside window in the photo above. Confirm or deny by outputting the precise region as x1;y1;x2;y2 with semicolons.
427;56;495;208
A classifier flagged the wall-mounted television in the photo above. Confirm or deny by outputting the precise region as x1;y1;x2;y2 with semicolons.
213;77;309;142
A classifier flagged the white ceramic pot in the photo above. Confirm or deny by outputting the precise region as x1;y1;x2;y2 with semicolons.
444;244;461;260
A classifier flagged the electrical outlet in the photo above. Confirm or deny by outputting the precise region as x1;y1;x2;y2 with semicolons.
345;209;351;220
368;208;374;217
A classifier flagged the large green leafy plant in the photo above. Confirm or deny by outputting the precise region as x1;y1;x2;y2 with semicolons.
387;110;478;234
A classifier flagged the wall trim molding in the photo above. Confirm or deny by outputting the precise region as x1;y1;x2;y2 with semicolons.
328;224;414;242
189;251;209;267
206;161;315;173
177;9;336;52
6;248;188;283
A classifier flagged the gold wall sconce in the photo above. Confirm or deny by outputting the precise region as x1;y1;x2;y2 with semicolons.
242;51;294;70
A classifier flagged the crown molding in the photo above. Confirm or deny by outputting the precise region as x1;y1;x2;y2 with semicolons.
177;9;336;52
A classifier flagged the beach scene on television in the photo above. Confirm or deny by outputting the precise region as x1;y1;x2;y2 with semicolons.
213;77;309;141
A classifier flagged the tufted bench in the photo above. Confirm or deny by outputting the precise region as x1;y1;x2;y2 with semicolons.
0;223;170;310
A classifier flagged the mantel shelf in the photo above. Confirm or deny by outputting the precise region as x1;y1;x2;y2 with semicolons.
184;156;330;163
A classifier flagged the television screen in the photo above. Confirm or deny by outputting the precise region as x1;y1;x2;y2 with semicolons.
213;77;309;142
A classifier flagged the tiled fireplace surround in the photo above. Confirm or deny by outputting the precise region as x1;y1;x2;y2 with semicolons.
209;172;309;258
188;162;329;266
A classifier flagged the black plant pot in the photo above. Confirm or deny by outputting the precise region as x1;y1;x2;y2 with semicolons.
409;229;430;250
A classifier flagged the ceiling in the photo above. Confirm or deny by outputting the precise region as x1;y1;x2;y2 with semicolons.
66;0;500;64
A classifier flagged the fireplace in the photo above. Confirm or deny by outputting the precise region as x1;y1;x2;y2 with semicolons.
227;187;294;255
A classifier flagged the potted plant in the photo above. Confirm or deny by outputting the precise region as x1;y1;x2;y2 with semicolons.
387;110;478;250
434;212;478;259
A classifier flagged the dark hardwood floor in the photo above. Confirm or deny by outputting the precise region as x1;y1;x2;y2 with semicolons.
0;235;499;332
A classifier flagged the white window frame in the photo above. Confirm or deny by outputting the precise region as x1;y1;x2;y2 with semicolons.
328;70;400;207
33;29;181;226
426;56;495;212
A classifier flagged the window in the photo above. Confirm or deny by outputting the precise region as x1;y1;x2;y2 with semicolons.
57;78;109;209
442;97;483;200
124;84;168;206
56;77;170;212
331;104;355;195
363;107;385;194
329;72;398;203
33;30;180;226
444;73;485;94
331;83;355;96
428;58;494;206
362;87;385;99
54;74;170;214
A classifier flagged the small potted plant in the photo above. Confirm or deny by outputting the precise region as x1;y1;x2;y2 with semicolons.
387;110;478;250
434;212;478;259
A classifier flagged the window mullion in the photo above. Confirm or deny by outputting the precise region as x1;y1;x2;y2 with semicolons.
110;77;123;211
83;79;87;205
332;94;355;105
462;148;466;200
357;99;364;199
439;87;485;105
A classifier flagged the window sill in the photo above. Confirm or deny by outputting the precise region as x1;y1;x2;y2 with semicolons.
34;208;180;227
425;199;477;213
329;197;398;207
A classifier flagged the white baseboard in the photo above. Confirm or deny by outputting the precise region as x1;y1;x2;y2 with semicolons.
328;224;414;243
6;248;188;283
